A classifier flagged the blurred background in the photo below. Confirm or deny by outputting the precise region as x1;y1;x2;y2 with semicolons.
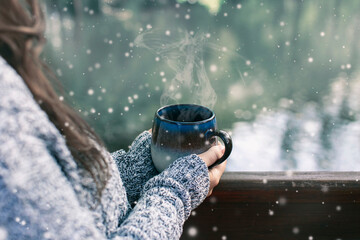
43;0;360;171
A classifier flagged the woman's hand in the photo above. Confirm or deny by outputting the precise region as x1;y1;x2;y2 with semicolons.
198;145;227;197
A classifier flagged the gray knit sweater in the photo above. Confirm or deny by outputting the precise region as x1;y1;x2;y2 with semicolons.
0;56;210;240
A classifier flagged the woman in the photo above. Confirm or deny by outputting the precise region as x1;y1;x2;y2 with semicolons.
0;0;227;239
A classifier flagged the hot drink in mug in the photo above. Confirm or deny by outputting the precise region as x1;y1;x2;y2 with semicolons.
151;104;232;172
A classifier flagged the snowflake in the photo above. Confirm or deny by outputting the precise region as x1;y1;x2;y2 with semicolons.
0;227;8;240
188;227;198;237
210;64;218;72
293;227;300;234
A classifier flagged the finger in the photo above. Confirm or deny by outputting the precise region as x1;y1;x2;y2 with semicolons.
198;145;225;167
207;160;227;197
148;128;152;133
209;159;227;181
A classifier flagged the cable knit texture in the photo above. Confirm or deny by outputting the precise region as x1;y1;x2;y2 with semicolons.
0;56;210;240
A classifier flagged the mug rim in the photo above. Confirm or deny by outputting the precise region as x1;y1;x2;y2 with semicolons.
156;104;215;125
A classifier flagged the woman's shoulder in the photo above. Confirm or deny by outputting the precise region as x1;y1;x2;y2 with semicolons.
0;56;41;114
0;55;75;165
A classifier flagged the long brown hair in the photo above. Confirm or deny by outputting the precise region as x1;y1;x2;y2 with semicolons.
0;0;110;200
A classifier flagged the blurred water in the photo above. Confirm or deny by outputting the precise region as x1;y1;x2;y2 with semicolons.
228;76;360;171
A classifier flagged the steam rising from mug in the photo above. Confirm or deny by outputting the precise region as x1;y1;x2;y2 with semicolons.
134;30;217;109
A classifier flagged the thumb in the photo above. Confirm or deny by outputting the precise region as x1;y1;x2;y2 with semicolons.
198;144;225;167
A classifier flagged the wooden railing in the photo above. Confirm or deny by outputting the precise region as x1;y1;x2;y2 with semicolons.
181;172;360;240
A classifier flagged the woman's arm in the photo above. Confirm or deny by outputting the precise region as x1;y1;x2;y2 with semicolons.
111;131;159;204
0;120;209;240
116;154;210;239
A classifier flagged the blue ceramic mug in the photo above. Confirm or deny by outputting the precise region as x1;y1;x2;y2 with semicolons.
151;104;232;172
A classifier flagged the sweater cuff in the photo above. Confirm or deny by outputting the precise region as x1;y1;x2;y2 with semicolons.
143;154;210;216
128;131;152;153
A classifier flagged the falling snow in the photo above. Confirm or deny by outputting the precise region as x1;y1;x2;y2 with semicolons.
94;63;101;69
210;64;218;72
268;209;274;216
188;227;198;237
0;227;7;240
292;227;300;234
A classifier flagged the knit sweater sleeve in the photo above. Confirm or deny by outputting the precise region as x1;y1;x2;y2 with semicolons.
111;131;159;204
116;154;210;239
110;132;211;238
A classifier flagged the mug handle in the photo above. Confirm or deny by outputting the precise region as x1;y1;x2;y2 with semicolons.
206;130;233;169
